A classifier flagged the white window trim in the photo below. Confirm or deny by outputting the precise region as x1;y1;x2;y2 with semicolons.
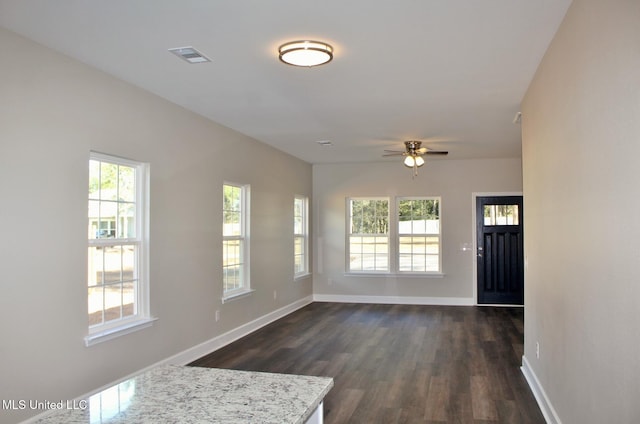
222;182;251;302
86;152;153;347
345;196;444;276
294;195;310;279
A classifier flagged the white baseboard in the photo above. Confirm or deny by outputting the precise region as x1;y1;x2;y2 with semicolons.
164;295;315;366
521;355;562;424
313;293;474;306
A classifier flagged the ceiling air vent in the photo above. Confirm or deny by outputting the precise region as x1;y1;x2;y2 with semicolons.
168;46;211;64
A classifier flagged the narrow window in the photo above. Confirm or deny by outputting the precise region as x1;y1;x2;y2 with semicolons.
223;183;250;299
87;152;151;345
398;198;441;273
347;198;389;272
294;196;309;277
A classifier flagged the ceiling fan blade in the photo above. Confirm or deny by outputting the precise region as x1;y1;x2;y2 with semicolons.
425;150;448;155
383;152;405;157
416;147;428;154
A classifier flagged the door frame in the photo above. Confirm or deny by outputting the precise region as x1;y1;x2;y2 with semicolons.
471;191;523;306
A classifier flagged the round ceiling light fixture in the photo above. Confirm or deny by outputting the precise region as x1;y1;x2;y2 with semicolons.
278;40;333;67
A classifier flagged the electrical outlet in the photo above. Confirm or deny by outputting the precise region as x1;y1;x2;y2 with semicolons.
215;310;220;322
536;342;540;359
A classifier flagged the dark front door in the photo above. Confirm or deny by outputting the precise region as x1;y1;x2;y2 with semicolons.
476;196;524;305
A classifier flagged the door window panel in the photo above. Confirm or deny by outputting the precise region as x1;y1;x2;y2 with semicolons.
483;204;519;226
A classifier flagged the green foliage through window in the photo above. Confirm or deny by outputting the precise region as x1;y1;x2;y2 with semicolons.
398;199;439;221
350;199;389;234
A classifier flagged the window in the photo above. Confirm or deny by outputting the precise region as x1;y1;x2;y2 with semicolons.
294;196;309;277
346;197;442;275
223;183;250;299
87;152;152;346
398;198;441;273
483;204;519;226
348;198;389;272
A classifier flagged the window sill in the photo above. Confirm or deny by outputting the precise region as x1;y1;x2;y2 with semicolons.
221;289;255;304
344;272;445;278
294;272;312;281
85;317;158;347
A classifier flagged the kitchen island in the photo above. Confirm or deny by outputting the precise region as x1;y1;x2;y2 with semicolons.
34;364;333;423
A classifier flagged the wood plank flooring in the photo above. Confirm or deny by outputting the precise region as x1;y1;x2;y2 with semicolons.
190;302;544;424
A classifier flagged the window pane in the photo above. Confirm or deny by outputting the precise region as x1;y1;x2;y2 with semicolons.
223;237;243;292
224;185;241;211
100;162;118;201
294;256;304;274
89;160;100;199
484;204;519;226
376;237;389;253
104;282;122;319
103;246;122;283
425;236;439;254
223;211;240;236
349;256;363;271
375;254;389;270
399;199;439;234
348;234;388;271
88;246;104;286
118;203;136;238
99;201;117;238
224;266;241;292
362;237;376;254
294;215;303;234
350;199;389;235
88;201;100;239
88;286;104;326
122;282;135;319
294;197;304;236
118;165;135;202
122;245;136;282
362;254;376;271
223;239;241;266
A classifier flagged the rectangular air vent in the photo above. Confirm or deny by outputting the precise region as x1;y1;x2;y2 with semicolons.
168;46;211;64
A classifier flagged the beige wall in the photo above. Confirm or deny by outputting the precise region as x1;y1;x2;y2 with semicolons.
312;158;522;302
521;0;640;422
0;28;312;423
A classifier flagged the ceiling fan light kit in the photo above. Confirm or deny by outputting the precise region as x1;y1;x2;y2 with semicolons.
383;140;448;178
403;155;425;168
278;40;333;67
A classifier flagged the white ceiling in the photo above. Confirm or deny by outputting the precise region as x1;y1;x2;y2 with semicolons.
0;0;572;164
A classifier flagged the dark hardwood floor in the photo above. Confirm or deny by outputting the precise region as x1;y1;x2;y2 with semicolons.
190;302;544;424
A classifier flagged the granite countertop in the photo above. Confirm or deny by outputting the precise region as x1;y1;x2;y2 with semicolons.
35;365;333;423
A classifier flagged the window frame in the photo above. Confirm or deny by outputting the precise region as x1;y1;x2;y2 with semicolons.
85;152;154;347
222;182;252;302
397;196;442;275
345;196;443;276
294;195;310;279
346;197;391;273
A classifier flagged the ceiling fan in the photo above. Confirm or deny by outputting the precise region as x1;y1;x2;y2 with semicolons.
383;141;448;177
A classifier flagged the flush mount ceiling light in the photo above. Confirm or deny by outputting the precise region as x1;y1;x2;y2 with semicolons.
278;40;333;67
